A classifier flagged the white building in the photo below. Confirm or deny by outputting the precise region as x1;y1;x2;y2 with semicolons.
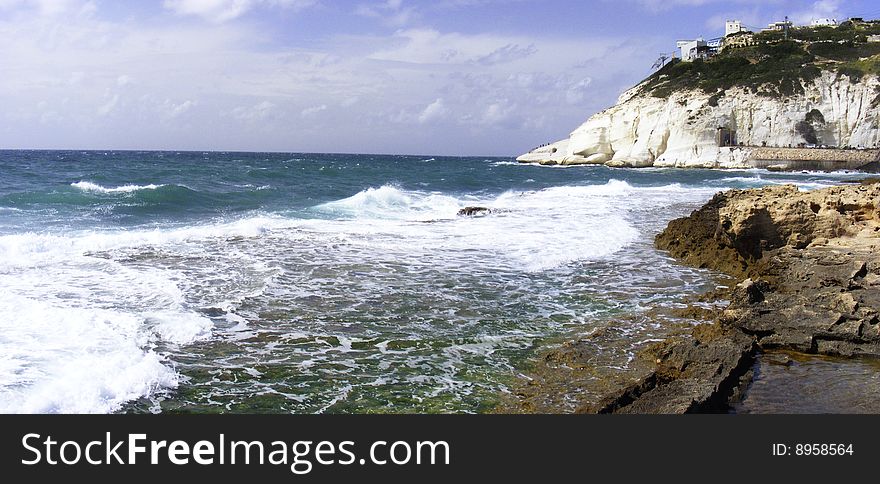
706;37;722;54
765;20;792;31
811;18;838;27
869;34;880;43
677;38;707;62
725;20;744;37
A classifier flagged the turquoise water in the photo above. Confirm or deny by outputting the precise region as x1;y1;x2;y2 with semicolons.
0;150;867;413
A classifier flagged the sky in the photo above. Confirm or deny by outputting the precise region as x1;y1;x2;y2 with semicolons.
1;0;879;156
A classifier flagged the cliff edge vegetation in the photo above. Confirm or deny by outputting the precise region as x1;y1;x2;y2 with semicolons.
643;21;880;99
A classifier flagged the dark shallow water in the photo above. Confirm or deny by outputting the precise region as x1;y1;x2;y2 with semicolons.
735;351;880;414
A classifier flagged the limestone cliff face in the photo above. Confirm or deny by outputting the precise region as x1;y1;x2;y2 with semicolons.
518;71;880;168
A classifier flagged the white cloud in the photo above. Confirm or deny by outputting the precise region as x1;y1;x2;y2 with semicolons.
341;96;360;107
791;0;844;25
475;43;537;66
300;104;327;117
369;29;542;66
565;78;592;104
163;0;316;23
625;0;781;13
456;100;519;129
0;0;95;16
162;99;196;119
68;71;85;85
480;102;512;126
40;110;63;124
97;93;119;116
418;98;448;124
355;0;417;27
232;101;276;123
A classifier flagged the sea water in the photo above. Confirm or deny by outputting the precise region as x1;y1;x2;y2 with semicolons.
0;150;866;413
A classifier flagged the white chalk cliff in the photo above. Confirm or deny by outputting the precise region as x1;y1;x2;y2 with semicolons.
517;71;880;168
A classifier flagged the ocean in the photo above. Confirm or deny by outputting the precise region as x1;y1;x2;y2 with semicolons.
0;150;867;414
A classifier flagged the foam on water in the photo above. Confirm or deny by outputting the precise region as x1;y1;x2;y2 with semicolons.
0;292;179;414
309;180;702;272
0;216;291;413
714;169;867;191
314;185;464;221
0;215;292;268
716;176;841;191
71;181;165;194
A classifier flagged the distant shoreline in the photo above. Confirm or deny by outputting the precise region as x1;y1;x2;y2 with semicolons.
519;146;880;172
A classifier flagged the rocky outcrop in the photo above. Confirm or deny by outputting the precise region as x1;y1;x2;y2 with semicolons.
689;182;880;355
598;323;756;414
610;181;880;413
657;183;880;272
517;71;880;168
506;182;880;413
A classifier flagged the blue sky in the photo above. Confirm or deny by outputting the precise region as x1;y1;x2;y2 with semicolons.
1;0;878;155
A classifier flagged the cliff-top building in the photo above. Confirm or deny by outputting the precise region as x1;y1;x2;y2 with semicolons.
765;19;793;31
811;18;838;27
725;20;744;37
677;38;708;62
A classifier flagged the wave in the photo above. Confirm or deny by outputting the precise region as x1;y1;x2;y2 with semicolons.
0;215;291;267
306;180;712;272
0;283;211;414
717;176;765;184
235;184;272;191
313;185;464;221
715;172;864;191
71;181;165;194
0;215;296;413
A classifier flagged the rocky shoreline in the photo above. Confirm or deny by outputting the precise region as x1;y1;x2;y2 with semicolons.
508;180;880;413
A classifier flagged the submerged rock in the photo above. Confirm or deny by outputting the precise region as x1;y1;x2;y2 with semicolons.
457;206;492;217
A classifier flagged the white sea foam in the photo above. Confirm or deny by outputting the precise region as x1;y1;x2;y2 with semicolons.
0;215;293;413
716;176;767;185
308;180;711;272
716;174;858;191
0;215;292;268
315;185;464;221
71;181;164;194
793;181;841;191
145;312;214;346
0;292;180;414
